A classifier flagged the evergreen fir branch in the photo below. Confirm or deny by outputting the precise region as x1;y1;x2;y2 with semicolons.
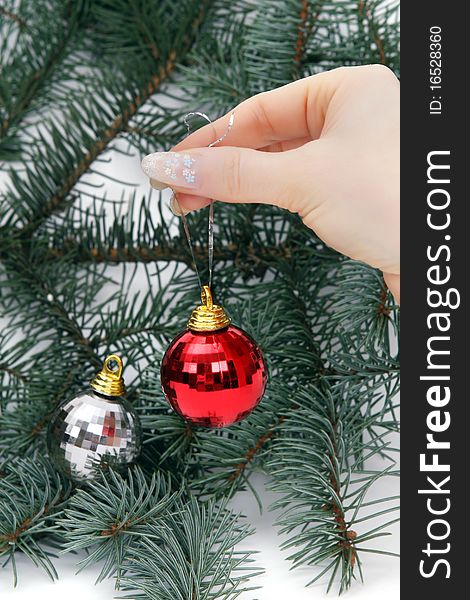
1;253;101;368
226;415;286;486
89;0;212;59
14;69;175;235
131;2;256;141
0;252;108;454
317;259;400;375
245;0;324;88
0;361;27;382
44;237;310;268
0;330;29;410
301;0;400;75
60;467;260;598
42;192;195;269
0;339;92;456
358;0;385;63
118;496;261;600
356;0;400;67
0;4;27;29
69;0;214;157
0;456;71;586
138;370;288;499
0;0;212;234
0;347;95;457
0;0;399;593
0;1;89;159
294;0;322;72
60;468;180;584
268;382;398;593
37;199;335;290
0;401;53;455
85;262;183;362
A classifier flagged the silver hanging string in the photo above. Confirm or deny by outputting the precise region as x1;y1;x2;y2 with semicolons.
180;209;203;290
182;111;234;148
173;111;235;292
206;200;213;289
207;111;235;147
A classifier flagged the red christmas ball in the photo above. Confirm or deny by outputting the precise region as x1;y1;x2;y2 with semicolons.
161;325;267;427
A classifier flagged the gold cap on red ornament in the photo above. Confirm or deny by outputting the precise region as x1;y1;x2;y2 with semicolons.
187;286;230;332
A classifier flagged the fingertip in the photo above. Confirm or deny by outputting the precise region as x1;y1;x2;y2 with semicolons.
150;177;168;191
175;193;212;213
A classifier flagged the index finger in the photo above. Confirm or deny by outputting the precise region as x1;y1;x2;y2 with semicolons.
172;70;337;152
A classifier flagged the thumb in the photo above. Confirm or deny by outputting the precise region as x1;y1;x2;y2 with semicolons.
141;146;302;209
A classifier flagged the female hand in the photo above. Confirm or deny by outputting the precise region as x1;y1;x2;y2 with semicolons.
141;65;400;302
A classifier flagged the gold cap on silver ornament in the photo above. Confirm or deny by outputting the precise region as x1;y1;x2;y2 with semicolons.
90;354;126;397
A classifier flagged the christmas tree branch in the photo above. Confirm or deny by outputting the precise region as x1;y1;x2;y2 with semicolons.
60;468;179;583
294;0;310;65
0;10;74;141
0;5;27;30
294;0;322;71
44;240;296;265
358;0;386;64
1;1;212;233
0;363;28;382
18;62;176;237
59;467;261;598
0;1;91;163
0;457;71;586
223;276;326;484
268;383;398;593
119;496;261;599
227;415;287;484
8;258;101;367
0;0;399;593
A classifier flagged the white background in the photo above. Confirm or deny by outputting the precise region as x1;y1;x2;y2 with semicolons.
1;127;399;597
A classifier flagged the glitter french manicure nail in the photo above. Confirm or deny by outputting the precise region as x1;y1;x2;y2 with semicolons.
169;194;190;217
141;152;200;188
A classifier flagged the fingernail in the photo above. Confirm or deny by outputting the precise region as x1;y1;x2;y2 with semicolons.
149;177;167;191
169;193;191;217
141;151;200;189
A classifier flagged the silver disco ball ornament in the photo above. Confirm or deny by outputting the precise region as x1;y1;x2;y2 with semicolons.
47;354;141;482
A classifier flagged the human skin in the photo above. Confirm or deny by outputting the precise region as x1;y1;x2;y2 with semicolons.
141;65;400;302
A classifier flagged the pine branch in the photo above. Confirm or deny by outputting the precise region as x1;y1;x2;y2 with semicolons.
0;363;27;381
0;1;399;594
319;260;399;375
60;468;180;584
118;495;261;599
2;254;101;367
294;0;323;71
0;1;90;159
1;0;212;234
268;383;398;593
0;5;27;29
1;8;74;140
227;414;287;484
358;0;388;64
44;239;299;266
0;332;30;401
60;467;261;598
0;456;71;586
18;64;175;236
